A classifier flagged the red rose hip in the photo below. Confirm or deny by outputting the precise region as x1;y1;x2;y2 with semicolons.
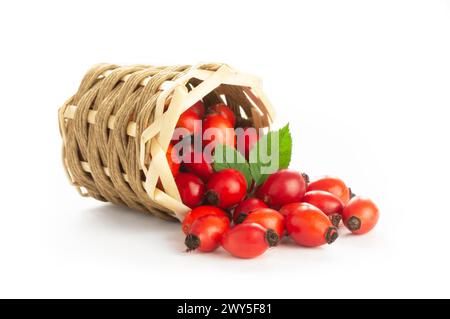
241;208;285;239
175;173;205;208
307;176;350;204
185;215;230;252
221;223;278;259
256;169;306;209
182;206;228;234
206;169;247;209
284;203;338;247
166;143;181;178
190;100;205;117
233;198;268;224
207;103;236;126
302;190;344;227
342;196;379;234
202;114;235;149
183;148;214;182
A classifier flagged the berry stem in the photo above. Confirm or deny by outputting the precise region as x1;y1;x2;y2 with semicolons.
329;214;342;227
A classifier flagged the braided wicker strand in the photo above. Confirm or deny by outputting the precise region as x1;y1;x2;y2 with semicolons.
59;63;275;221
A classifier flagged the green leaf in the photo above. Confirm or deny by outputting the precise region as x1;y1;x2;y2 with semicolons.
213;144;253;190
249;123;292;186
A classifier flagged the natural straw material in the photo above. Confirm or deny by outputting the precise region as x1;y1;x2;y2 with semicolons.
59;63;275;221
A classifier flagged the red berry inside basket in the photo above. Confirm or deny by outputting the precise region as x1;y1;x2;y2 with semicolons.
241;127;259;160
206;169;247;209
256;169;306;209
185;215;230;252
233;198;268;224
183;148;214;182
207;103;236;126
241;208;285;239
175;173;205;208
190;101;205;118
202;114;235;149
182;206;229;235
173;107;202;142
222;223;278;259
342;196;379;235
302;190;344;227
166;143;181;178
284;203;338;247
307;176;351;205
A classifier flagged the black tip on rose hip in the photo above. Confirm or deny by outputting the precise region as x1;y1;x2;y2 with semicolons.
349;187;356;199
325;227;339;244
205;190;219;206
347;216;361;231
185;234;200;252
301;172;310;185
235;213;248;224
330;214;342;227
265;229;279;247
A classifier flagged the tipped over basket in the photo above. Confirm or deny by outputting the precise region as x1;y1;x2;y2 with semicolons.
58;63;275;221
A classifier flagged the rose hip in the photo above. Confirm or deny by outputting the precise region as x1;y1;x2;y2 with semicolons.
183;148;214;182
307;176;350;204
284;203;339;247
221;223;278;259
241;208;285;239
182;206;228;234
185;215;230;252
256;169;307;209
175;173;205;208
206;169;247;209
202;114;235;149
302;190;344;227
342;196;379;234
207;103;236;126
233;198;268;224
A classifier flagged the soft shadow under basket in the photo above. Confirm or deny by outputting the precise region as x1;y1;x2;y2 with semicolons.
58;63;275;221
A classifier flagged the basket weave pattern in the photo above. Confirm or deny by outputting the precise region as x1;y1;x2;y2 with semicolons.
59;63;274;221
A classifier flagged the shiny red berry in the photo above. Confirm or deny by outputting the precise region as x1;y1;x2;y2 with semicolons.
233;198;268;224
256;169;307;209
202;114;235;149
183;148;214;182
172;108;202;143
307;176;350;205
190;100;205;117
302;190;344;227
182;206;228;235
284;203;338;247
236;127;259;160
241;208;285;239
342;196;379;234
185;215;230;252
221;223;278;259
166;143;181;178
207;103;236;126
175;173;205;208
206;169;247;209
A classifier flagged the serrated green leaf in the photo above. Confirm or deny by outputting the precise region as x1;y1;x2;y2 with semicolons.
213;144;253;190
249;123;292;186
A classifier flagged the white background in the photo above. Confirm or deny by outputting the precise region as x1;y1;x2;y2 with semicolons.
1;0;449;298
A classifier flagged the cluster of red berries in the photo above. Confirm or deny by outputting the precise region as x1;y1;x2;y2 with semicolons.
182;171;379;259
166;101;257;208
167;101;379;259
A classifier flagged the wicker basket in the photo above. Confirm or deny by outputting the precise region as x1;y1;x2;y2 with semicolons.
58;63;275;221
